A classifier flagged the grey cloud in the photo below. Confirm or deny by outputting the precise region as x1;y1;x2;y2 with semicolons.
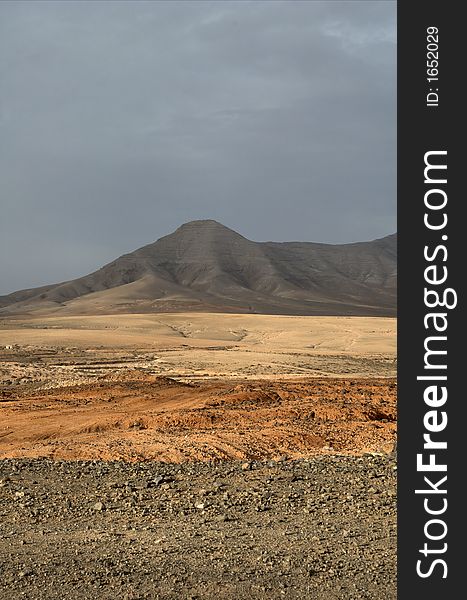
0;0;396;294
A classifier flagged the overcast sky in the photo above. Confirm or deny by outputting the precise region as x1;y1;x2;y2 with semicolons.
0;0;396;295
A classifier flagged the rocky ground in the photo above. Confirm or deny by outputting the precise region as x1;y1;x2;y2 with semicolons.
0;454;396;600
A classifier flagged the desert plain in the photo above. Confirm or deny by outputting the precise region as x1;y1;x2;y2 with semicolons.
0;313;397;599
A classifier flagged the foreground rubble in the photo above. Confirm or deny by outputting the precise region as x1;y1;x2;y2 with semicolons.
0;455;396;599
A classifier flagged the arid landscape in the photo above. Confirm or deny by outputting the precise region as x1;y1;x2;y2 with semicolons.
1;0;399;595
0;222;397;599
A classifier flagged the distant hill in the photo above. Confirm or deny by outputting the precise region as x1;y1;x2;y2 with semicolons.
0;220;396;316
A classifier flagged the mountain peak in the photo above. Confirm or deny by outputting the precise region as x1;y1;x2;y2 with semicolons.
169;219;247;242
174;219;235;232
181;219;224;227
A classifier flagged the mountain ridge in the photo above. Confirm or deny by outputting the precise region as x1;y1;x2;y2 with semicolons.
0;220;397;316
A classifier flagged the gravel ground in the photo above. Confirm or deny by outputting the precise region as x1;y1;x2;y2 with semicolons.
0;455;396;600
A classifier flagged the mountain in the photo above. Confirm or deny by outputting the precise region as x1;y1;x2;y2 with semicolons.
0;220;396;316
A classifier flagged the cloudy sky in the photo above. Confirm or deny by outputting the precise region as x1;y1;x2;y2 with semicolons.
0;0;396;295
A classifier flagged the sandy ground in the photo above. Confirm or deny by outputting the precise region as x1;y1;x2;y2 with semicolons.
0;313;396;380
0;314;396;462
